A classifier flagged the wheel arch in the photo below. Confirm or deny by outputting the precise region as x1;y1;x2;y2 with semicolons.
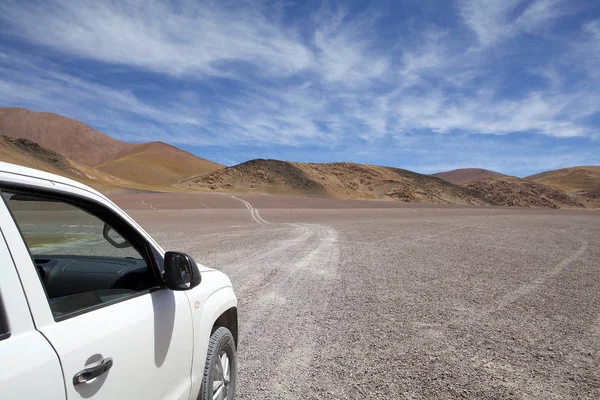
212;307;238;347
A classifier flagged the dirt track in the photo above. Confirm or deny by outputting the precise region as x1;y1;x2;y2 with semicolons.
112;192;600;399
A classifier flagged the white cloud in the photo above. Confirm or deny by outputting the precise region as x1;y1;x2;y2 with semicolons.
392;89;596;138
311;6;390;85
0;57;202;127
577;20;600;80
0;0;313;78
0;0;598;157
460;0;566;47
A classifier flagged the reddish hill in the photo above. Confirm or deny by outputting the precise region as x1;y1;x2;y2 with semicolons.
0;107;224;189
0;135;140;190
95;141;223;186
432;168;505;184
0;107;135;166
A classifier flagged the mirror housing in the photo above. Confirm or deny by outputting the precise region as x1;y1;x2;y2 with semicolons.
163;252;202;290
103;223;132;248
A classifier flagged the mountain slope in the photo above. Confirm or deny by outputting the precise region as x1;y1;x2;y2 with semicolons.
95;142;223;186
179;159;327;195
0;135;85;178
0;135;138;189
432;168;506;184
526;166;600;193
0;107;223;188
0;107;135;166
181;159;492;205
462;176;584;209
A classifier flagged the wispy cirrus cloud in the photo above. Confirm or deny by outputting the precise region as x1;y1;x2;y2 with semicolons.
0;0;313;78
0;0;599;174
460;0;568;47
0;53;203;126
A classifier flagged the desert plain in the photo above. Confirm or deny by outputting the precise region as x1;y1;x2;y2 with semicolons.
111;191;600;400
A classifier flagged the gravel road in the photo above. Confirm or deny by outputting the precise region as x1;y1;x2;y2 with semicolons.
113;192;600;399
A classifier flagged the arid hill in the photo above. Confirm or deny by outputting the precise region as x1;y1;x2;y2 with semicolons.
0;107;223;189
0;135;139;189
0;107;136;166
462;176;584;209
1;107;597;208
527;166;600;194
179;159;327;195
0;135;85;178
579;186;600;200
95;141;222;186
432;168;506;184
181;159;492;205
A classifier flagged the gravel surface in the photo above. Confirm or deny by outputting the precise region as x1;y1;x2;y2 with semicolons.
113;192;600;400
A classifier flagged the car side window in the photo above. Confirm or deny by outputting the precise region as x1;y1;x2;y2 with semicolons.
2;190;159;320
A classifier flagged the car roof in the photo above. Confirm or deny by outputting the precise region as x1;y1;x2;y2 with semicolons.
0;161;103;198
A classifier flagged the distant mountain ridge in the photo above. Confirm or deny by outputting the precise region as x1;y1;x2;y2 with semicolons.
0;107;597;209
180;159;493;205
432;168;506;184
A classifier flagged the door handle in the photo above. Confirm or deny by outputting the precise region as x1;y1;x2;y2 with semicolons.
73;357;113;385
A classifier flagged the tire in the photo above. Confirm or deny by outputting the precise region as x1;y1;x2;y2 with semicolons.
200;327;237;400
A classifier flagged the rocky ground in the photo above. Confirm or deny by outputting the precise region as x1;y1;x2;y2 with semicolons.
114;192;600;399
462;176;585;209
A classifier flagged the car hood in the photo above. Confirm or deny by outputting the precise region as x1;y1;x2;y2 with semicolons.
197;262;216;273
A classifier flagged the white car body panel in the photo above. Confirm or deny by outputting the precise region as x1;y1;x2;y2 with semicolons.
38;290;194;400
0;229;65;399
0;162;238;400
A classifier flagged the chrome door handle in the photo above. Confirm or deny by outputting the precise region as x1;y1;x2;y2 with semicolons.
73;357;113;385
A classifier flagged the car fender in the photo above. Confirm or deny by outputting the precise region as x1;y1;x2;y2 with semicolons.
187;283;237;399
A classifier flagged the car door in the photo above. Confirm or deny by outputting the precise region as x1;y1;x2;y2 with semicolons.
0;224;65;400
1;186;194;400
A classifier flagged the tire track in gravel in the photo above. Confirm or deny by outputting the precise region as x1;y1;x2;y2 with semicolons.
172;199;341;399
228;223;340;400
468;229;590;321
219;223;314;293
228;195;270;225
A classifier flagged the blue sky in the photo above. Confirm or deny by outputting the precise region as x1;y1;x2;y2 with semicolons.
0;0;599;176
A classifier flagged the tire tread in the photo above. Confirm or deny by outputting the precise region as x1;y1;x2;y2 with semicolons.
199;327;236;400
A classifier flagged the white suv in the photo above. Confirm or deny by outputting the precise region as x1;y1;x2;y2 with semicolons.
0;162;238;400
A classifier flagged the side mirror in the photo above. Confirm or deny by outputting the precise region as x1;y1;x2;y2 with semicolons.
163;252;201;291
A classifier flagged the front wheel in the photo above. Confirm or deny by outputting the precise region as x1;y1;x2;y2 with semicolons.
200;327;237;400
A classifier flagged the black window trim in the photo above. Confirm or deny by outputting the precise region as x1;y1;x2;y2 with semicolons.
0;181;166;323
0;290;10;341
53;289;157;322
